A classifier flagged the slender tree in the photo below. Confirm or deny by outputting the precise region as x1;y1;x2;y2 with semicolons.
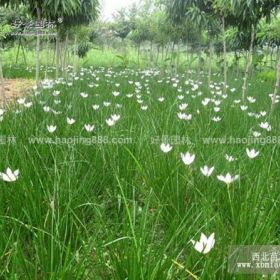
230;0;280;100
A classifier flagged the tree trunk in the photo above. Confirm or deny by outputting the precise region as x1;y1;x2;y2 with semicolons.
197;40;202;80
208;39;213;87
170;41;175;66
242;25;255;101
150;41;153;66
15;37;21;65
45;32;50;80
176;43;180;72
63;31;69;78
190;49;194;72
234;52;239;77
15;37;27;65
165;44;170;60
155;45;160;66
21;40;27;65
271;50;280;113
55;32;60;80
0;52;6;107
185;44;189;79
35;5;42;88
222;16;227;95
73;35;78;75
270;48;274;69
137;44;140;68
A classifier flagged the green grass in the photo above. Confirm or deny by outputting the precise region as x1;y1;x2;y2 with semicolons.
0;63;279;279
3;43;270;76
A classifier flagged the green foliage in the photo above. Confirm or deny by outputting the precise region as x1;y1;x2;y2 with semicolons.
59;0;99;28
128;20;151;45
257;17;280;47
252;51;265;69
223;26;252;51
0;64;278;278
257;69;276;82
111;8;133;40
115;54;130;68
77;41;91;58
230;0;280;29
0;23;11;39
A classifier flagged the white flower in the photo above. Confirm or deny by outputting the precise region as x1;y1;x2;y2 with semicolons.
92;105;100;110
246;148;259;159
253;131;261;137
217;173;239;185
24;102;32;108
160;143;173;153
200;165;215;177
80;92;88;98
240;105;248;111
106;118;116;126
225;154;236;162
17;98;26;104
181;152;195;165
43;106;51;112
177;113;192;120
192;84;199;91
212;116;221;122
247;96;256;103
112;91;120;97
141;106;148;111
47;125;57;133
179;103;188;110
67;117;76;125
191;233;215;254
260;122;272;131
158;97;165;102
103;102;111;107
111;114;120;121
0;168;19;182
202;98;210;106
84;124;95;132
52;110;62;115
53;90;60;96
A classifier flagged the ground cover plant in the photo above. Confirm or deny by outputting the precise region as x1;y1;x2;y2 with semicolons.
0;0;280;279
0;66;279;279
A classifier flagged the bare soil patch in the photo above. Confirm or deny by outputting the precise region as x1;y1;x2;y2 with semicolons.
0;79;35;102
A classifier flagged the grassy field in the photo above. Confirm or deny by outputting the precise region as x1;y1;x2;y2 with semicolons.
0;62;279;279
3;44;269;76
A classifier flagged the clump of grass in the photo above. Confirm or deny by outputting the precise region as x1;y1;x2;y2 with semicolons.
0;66;278;279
